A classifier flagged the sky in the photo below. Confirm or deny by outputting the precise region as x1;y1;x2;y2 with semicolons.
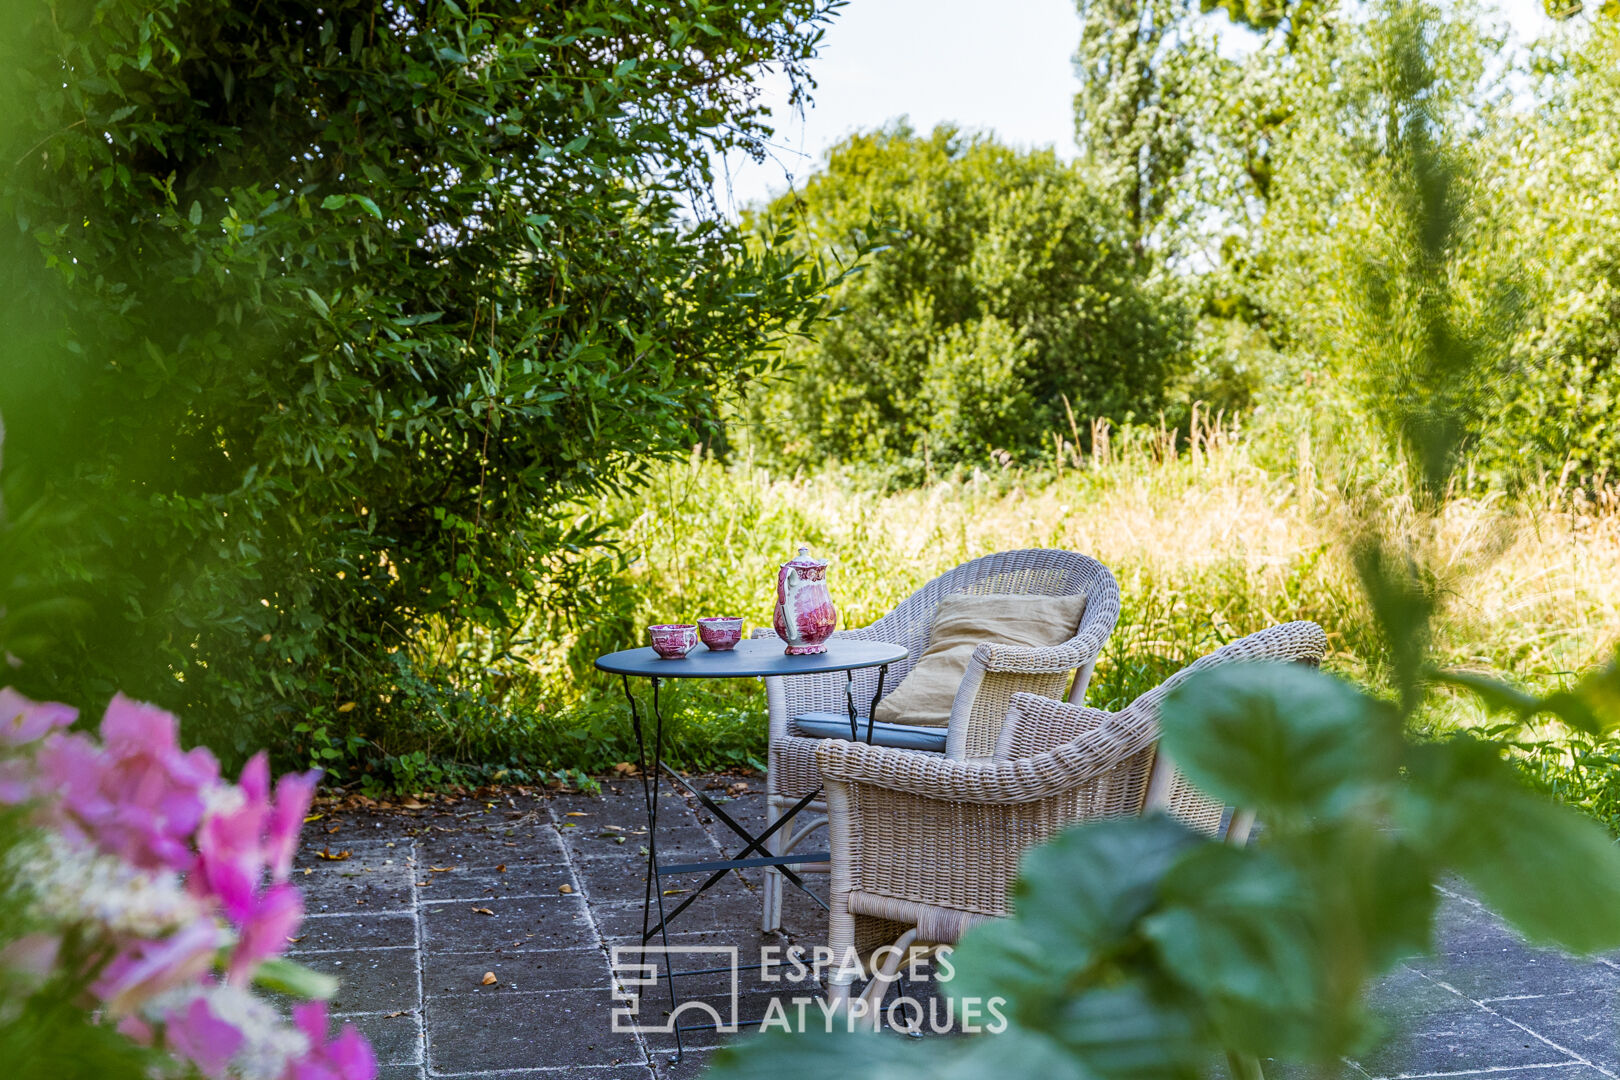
710;0;1559;215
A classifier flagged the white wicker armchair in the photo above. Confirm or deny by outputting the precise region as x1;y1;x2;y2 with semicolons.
813;620;1329;1023
753;549;1121;931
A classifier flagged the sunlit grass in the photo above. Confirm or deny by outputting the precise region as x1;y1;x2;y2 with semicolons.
401;418;1620;819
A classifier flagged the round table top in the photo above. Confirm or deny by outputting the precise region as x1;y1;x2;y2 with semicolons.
594;636;908;680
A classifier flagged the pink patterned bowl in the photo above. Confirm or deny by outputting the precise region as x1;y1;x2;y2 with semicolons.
697;616;743;652
648;623;699;659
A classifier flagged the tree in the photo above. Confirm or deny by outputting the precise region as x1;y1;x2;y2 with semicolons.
0;0;844;762
744;124;1192;473
1072;0;1222;250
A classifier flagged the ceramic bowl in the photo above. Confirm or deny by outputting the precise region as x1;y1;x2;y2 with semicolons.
648;623;699;659
697;616;743;651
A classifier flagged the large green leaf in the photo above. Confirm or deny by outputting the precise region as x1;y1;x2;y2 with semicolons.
1402;739;1620;953
949;816;1201;1013
1049;979;1206;1080
1142;844;1317;1057
1160;662;1402;823
705;1025;1097;1080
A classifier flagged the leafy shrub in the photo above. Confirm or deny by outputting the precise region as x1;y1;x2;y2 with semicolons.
0;0;846;767
742;124;1194;474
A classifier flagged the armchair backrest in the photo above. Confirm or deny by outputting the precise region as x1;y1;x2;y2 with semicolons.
993;621;1329;837
866;549;1119;699
1139;620;1329;834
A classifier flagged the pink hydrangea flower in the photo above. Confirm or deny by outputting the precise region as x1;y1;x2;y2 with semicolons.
268;769;320;881
95;919;224;1015
229;883;304;983
0;757;32;804
0;688;76;745
198;753;319;925
0;684;376;1077
165;993;245;1077
36;694;221;874
289;1001;377;1080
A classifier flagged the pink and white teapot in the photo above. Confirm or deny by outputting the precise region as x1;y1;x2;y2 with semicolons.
772;546;838;655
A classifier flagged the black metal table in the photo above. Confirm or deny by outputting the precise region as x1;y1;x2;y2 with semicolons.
593;637;908;1056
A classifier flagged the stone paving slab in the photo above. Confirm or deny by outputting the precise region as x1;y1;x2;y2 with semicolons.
293;777;1620;1078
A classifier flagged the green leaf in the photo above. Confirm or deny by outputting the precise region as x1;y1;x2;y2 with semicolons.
1050;980;1204;1079
1142;844;1317;1056
951;816;1199;1012
320;194;348;210
1431;669;1544;718
1160;663;1402;823
252;957;338;1000
187;200;202;225
1403;739;1620;953
351;194;382;220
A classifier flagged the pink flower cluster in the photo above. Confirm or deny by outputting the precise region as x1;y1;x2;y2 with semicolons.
0;688;375;1080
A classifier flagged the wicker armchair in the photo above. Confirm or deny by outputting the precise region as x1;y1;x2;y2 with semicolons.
813;620;1329;1023
754;550;1120;931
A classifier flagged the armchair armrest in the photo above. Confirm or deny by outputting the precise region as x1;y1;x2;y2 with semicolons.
946;637;1101;760
815;706;1156;806
943;590;1117;760
968;640;1089;675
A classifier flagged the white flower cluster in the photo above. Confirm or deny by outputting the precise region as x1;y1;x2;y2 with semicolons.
6;832;205;938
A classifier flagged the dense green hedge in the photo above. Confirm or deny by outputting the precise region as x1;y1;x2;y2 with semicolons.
0;0;845;766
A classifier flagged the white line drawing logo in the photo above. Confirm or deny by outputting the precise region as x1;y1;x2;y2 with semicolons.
609;945;740;1034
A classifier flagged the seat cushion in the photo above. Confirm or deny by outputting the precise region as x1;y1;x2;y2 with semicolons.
790;712;948;752
872;592;1088;727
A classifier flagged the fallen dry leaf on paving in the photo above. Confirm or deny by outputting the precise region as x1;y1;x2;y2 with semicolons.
316;847;352;861
564;811;590;817
285;936;303;944
472;907;495;916
481;972;497;986
399;799;426;810
727;782;750;796
302;867;314;875
383;1011;407;1019
557;884;573;894
495;864;506;873
303;814;323;823
611;762;640;776
326;825;340;833
415;880;430;887
428;866;453;873
662;889;686;896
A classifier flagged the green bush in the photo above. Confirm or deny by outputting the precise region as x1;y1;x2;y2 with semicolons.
0;0;845;766
741;124;1194;474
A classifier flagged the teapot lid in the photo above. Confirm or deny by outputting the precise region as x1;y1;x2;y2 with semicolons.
784;546;827;569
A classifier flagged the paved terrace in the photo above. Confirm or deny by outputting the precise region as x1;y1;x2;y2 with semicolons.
292;777;1620;1080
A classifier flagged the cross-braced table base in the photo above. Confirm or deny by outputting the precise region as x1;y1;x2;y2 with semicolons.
619;675;836;1061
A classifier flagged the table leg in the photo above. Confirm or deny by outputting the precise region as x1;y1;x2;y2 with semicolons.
866;664;888;745
622;674;684;1062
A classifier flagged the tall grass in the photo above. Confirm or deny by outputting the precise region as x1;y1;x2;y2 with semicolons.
391;415;1620;816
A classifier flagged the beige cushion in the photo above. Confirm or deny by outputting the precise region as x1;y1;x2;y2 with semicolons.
873;592;1087;728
